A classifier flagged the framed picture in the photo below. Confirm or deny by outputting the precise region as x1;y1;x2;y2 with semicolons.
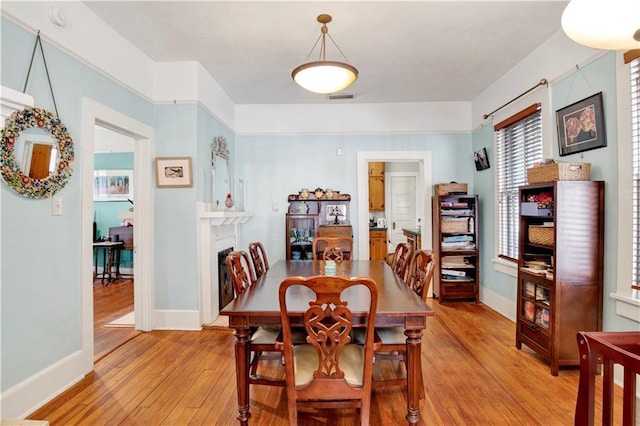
556;92;606;156
474;147;490;171
155;157;193;188
325;204;347;221
93;169;133;201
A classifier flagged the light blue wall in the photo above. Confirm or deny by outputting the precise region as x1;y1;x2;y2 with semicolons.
235;133;474;260
1;19;153;391
472;51;637;331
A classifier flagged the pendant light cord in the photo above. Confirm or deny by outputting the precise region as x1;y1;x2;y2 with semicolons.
23;30;59;118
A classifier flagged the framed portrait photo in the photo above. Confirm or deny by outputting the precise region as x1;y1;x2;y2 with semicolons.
474;147;490;171
556;92;606;156
155;157;193;188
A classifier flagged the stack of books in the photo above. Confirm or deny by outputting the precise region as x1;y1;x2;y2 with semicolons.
441;235;475;250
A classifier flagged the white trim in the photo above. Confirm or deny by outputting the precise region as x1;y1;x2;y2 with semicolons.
152;310;202;331
479;285;517;322
356;151;432;261
615;50;640;323
493;256;518;278
81;99;156;381
0;351;84;419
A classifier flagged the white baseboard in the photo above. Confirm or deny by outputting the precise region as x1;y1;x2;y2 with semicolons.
152;309;202;330
479;286;517;322
0;351;86;419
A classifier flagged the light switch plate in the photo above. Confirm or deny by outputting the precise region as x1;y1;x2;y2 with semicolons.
52;196;62;215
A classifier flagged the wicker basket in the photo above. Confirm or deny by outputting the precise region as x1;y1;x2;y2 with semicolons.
528;225;554;246
435;182;468;196
442;218;469;233
527;162;590;184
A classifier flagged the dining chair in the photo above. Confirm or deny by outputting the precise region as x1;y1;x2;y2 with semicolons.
312;236;353;260
226;250;257;296
276;275;378;426
248;241;269;280
355;249;434;396
226;250;284;387
390;242;413;282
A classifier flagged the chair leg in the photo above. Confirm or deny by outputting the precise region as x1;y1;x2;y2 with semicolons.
250;351;262;376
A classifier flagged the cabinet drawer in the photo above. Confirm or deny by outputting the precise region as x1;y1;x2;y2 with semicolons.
318;225;352;238
369;230;386;238
519;322;550;352
441;282;475;296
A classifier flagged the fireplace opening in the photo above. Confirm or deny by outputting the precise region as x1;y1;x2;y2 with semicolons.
218;247;234;310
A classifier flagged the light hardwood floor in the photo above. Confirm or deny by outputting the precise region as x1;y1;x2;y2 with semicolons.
29;290;620;425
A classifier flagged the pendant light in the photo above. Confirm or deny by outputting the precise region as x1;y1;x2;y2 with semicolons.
292;14;358;94
561;0;640;50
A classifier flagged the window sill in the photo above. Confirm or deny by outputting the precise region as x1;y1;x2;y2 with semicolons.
609;292;640;323
493;257;517;278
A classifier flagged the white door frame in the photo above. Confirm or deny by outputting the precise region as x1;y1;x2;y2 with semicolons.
356;151;432;260
80;98;155;372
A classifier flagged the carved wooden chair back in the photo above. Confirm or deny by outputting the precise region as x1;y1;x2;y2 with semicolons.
248;241;269;280
391;243;413;282
225;250;256;297
278;275;378;426
406;250;436;302
312;236;353;260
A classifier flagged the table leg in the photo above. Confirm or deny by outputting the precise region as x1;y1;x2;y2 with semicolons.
232;327;252;425
405;328;424;424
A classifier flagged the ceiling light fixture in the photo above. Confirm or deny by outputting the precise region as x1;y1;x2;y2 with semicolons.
292;14;358;94
561;0;640;50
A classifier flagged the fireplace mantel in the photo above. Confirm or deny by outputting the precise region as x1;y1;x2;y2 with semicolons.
199;208;253;226
197;202;253;325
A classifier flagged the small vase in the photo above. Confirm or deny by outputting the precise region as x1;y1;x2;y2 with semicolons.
225;193;234;209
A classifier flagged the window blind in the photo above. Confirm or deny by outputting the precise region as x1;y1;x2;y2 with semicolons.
495;105;543;260
629;57;640;291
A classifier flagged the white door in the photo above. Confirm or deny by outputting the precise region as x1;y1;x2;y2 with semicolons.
387;174;417;252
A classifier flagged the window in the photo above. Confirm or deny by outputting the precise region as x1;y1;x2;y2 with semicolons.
495;105;543;261
629;53;640;293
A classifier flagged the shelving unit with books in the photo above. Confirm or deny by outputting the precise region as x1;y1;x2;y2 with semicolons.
432;194;479;302
516;181;604;375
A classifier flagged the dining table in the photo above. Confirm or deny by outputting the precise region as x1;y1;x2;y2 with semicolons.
220;259;435;425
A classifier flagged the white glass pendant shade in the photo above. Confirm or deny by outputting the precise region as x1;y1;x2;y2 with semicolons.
561;0;640;50
292;61;358;94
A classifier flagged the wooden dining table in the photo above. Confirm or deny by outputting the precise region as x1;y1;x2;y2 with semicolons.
220;259;435;425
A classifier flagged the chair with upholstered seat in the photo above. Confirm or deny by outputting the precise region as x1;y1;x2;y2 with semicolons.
356;249;434;395
226;250;284;387
312;236;353;260
390;242;413;283
248;241;269;280
277;275;378;425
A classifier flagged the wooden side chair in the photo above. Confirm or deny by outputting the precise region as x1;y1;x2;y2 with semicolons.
248;241;269;280
406;250;436;302
355;249;433;396
226;250;256;296
312;236;353;260
226;250;284;387
276;275;378;425
390;242;413;282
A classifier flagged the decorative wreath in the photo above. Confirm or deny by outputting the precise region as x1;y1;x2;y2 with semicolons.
1;107;74;199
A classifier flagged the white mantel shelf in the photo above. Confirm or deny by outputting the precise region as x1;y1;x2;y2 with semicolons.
198;203;253;226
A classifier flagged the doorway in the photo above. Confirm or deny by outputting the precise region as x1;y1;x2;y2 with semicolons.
356;151;433;261
387;172;419;251
80;98;155;372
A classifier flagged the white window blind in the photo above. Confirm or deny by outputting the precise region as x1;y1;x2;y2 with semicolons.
629;56;640;291
495;105;543;260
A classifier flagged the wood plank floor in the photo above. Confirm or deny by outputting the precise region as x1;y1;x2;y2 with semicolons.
30;294;621;425
93;277;140;361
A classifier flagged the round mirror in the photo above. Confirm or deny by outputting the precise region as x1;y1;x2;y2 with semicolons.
1;107;74;198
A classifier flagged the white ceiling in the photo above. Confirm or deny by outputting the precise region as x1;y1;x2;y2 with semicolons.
83;1;569;105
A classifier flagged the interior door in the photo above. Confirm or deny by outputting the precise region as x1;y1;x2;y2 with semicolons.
388;174;417;252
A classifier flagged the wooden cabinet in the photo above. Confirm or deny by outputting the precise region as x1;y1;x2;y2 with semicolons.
286;192;351;260
402;228;421;251
369;229;387;260
368;162;385;211
432;194;479;303
516;181;604;375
